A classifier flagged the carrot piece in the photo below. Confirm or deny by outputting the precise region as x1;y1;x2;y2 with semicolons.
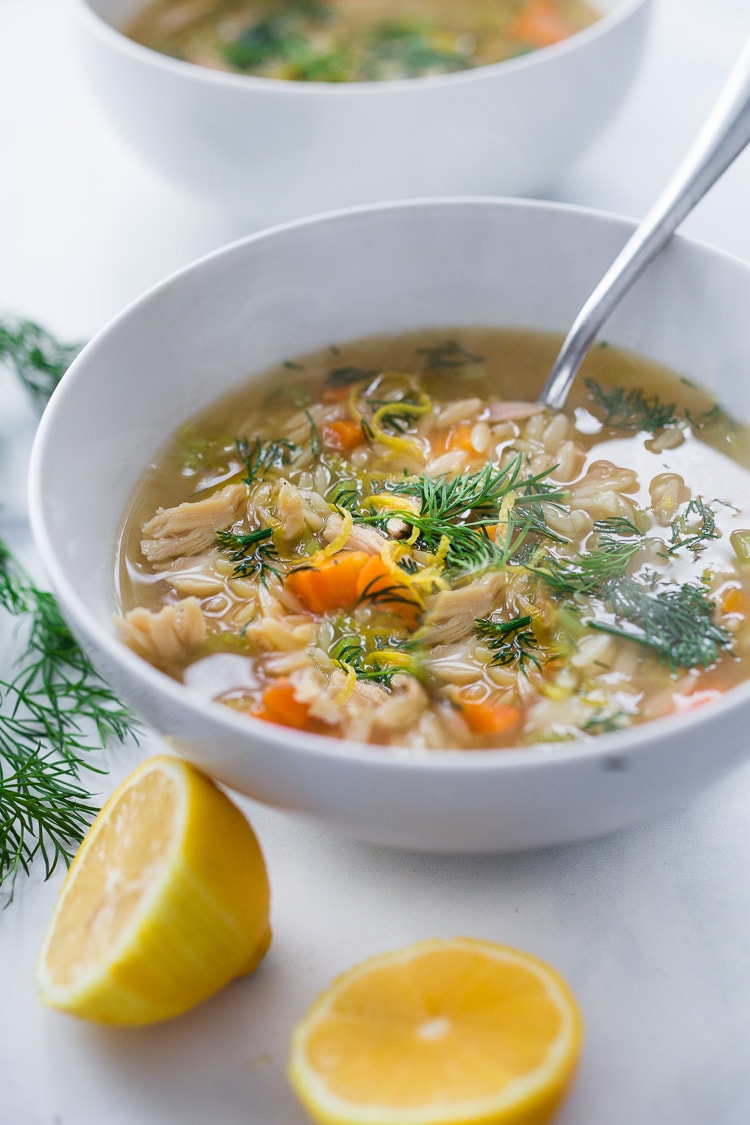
321;382;353;404
509;0;573;48
460;698;522;736
254;679;311;729
431;423;477;457
321;418;364;452
285;550;370;613
721;586;750;616
355;554;420;623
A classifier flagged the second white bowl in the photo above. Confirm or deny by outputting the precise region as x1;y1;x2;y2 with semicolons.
70;0;652;225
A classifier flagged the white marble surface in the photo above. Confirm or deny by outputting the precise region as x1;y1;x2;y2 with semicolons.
2;1;750;1122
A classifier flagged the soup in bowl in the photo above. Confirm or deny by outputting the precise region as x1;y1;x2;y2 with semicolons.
28;198;750;851
68;0;652;224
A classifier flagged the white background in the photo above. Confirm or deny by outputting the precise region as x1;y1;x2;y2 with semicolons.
2;1;750;1122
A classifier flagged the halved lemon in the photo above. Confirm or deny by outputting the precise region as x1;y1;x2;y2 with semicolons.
36;754;271;1025
288;937;582;1125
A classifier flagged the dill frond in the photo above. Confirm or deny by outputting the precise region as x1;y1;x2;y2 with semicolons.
215;526;281;583
474;614;542;674
0;316;82;409
0;539;137;900
236;435;297;486
585;377;679;432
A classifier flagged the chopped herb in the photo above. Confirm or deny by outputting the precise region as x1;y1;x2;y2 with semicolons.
416;340;484;369
306;410;321;458
236;435;297;486
584;377;679;432
216;526;281;583
283;360;305;371
356;574;421;615
667;497;721;556
593;516;646;537
474;614;542;674
533;536;644;597
324;365;376;391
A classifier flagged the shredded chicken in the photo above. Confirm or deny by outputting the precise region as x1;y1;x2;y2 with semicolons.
273;479;326;540
421;571;507;645
274;480;307;543
371;675;428;732
141;483;247;563
115;598;207;663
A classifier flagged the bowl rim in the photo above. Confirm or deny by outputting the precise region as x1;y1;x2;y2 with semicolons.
68;0;652;96
28;193;750;776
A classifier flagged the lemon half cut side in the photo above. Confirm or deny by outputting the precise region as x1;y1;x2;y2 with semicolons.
36;754;271;1025
288;937;583;1125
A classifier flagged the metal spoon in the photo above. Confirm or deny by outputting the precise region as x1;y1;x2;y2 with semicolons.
538;35;750;411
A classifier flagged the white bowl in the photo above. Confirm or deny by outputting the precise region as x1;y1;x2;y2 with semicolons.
28;197;750;852
69;0;652;225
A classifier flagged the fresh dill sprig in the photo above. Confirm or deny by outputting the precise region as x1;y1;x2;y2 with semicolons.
584;377;679;432
0;746;100;895
474;614;542;674
306;410;321;458
215;526;281;583
592;579;732;671
0;316;81;410
667;497;720;556
390;457;523;523
533;522;730;670
0;539;137;899
532;535;644;597
593;516;645;537
342;456;564;573
236;435;297;486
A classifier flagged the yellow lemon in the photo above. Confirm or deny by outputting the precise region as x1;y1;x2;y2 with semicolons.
36;754;271;1025
288;937;582;1125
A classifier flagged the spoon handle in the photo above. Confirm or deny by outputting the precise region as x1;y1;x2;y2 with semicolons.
538;35;750;411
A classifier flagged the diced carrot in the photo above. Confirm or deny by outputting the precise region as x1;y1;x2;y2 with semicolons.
721;585;750;616
253;679;311;729
431;423;477;457
321;382;352;404
321;418;364;452
509;0;573;48
285;550;370;613
460;698;523;736
355;554;420;623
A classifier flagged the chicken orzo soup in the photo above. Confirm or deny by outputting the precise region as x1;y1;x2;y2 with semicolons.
126;0;600;82
116;328;750;750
